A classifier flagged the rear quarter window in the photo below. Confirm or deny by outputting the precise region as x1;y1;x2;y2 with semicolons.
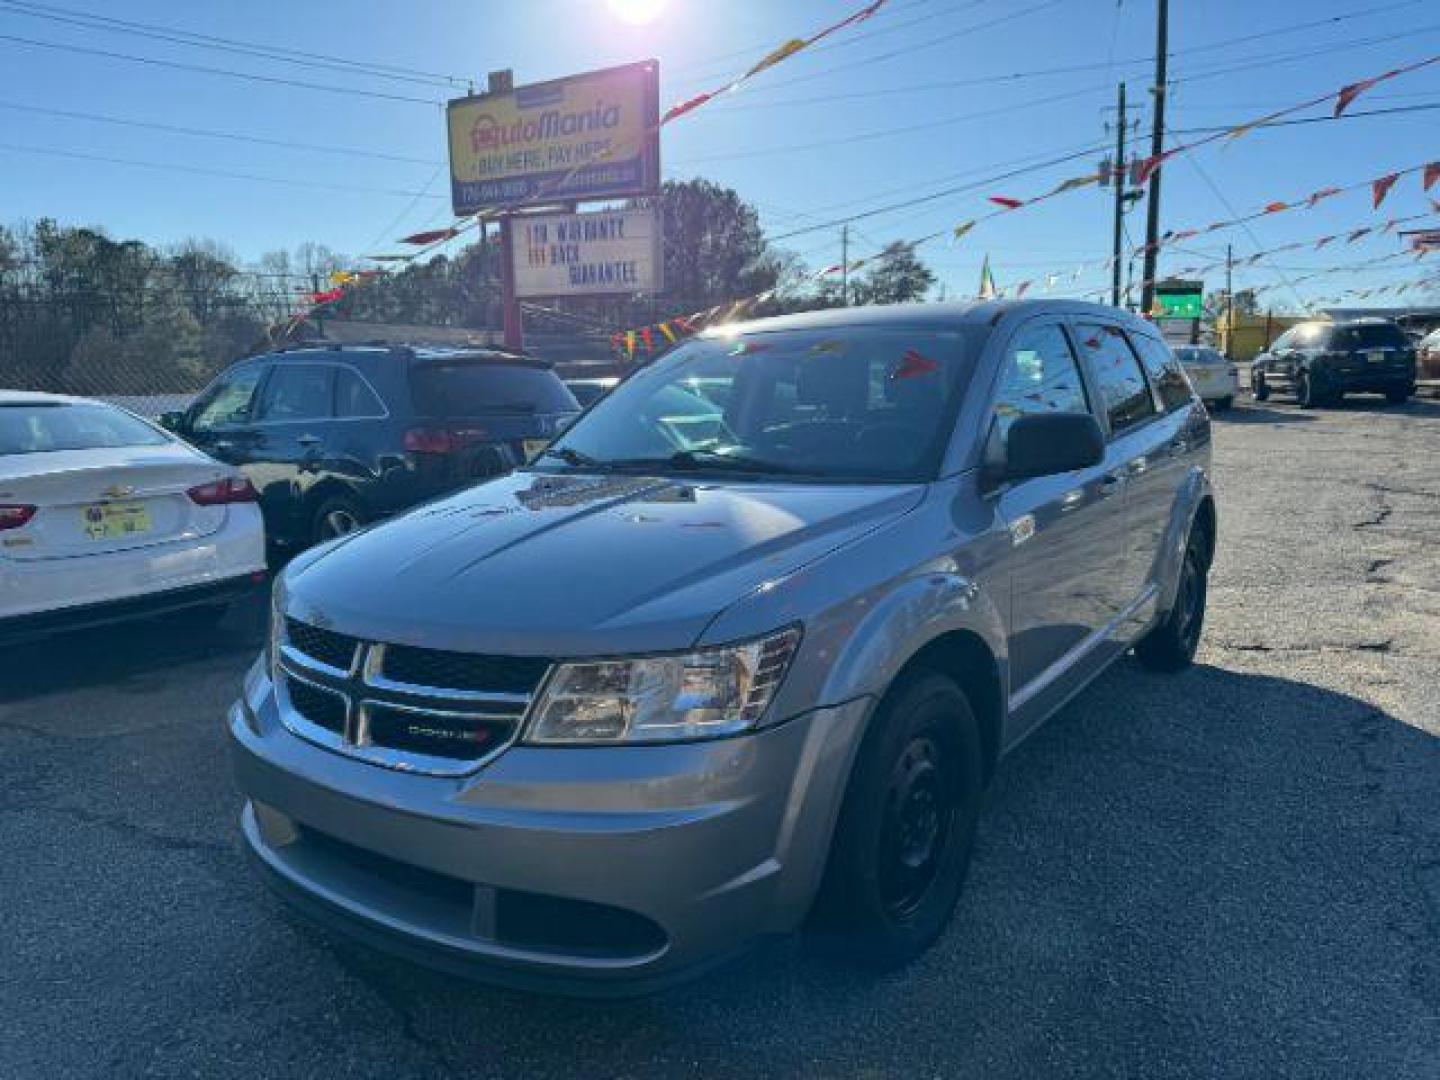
1334;324;1409;350
409;362;579;416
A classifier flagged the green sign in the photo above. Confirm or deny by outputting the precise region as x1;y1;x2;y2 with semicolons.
1155;281;1204;319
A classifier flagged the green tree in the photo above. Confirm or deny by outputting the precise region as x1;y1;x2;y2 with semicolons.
851;241;935;306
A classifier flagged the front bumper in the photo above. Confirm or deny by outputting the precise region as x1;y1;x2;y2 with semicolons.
230;662;870;995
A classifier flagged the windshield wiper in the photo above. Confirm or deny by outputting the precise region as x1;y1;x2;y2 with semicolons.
537;445;603;468
605;450;802;475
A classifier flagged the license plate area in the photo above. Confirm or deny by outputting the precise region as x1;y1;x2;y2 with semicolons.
1367;349;1387;364
82;501;152;540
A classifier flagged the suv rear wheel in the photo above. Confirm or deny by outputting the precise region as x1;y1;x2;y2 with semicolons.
311;495;366;545
1385;386;1410;405
1135;528;1208;672
809;670;983;968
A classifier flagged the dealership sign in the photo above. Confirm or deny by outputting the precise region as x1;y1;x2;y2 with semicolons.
512;208;662;298
446;62;660;214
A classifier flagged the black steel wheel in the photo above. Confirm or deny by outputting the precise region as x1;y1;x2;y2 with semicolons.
809;670;983;968
1136;529;1209;672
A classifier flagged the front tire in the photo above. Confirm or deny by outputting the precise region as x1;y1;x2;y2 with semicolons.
1296;371;1318;409
1135;530;1208;672
810;671;983;969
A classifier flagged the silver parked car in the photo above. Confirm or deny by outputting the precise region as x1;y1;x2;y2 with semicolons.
230;301;1215;994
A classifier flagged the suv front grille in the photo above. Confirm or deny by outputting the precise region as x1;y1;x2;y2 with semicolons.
278;617;552;776
381;644;549;695
284;617;358;671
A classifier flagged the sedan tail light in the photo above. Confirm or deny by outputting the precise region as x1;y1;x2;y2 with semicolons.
0;504;37;531
403;426;489;454
187;477;258;505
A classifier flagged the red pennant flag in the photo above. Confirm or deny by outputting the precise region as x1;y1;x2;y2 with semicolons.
988;196;1024;210
1424;162;1440;192
662;91;715;125
305;288;345;305
1134;150;1173;186
399;227;460;245
1372;173;1399;208
1335;76;1380;117
1347;227;1372;243
893;349;939;380
1263;201;1289;214
672;316;694;334
640;327;654;351
1306;186;1341;207
610;332;622;353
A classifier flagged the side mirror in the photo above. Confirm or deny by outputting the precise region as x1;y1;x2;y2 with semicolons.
158;410;188;434
1003;412;1105;482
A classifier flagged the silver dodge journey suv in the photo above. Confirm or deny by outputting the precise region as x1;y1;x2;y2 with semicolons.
230;300;1215;994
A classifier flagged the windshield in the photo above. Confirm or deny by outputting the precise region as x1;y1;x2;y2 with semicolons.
0;402;169;455
410;361;579;416
537;325;971;482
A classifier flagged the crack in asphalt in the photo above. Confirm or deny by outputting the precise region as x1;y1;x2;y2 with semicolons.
0;800;232;858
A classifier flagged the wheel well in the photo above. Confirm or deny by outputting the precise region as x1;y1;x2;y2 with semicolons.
1192;496;1216;570
897;630;1004;783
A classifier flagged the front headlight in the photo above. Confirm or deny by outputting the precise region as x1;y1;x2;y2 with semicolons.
525;626;802;744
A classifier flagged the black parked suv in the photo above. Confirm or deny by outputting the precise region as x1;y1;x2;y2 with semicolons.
162;345;580;547
1251;318;1416;408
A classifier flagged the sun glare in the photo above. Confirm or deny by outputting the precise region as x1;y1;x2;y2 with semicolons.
607;0;666;26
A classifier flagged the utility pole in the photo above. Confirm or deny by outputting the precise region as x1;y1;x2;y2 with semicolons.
310;272;324;336
1140;0;1169;318
1111;81;1127;308
840;224;850;306
1224;243;1234;355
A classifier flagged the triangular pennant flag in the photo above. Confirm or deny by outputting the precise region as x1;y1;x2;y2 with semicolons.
1314;235;1336;249
1347;227;1372;243
399;227;461;245
978;255;998;299
1306;186;1342;207
1335;76;1380;117
1424;162;1440;192
1263;201;1289;214
329;271;356;286
640;327;654;351
1050;174;1102;196
952;220;975;243
745;39;807;79
662;91;715;125
988;196;1024;210
658;322;677;344
1372;173;1399;208
1015;280;1031;298
1134;150;1173;186
624;330;636;357
1225;119;1261;142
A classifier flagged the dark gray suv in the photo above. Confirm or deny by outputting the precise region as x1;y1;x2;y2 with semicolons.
230;301;1215;994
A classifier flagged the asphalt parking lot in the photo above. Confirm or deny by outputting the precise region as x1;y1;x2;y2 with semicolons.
3;394;1438;1079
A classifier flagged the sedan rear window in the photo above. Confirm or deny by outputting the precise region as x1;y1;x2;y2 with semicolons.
410;361;578;416
0;402;169;455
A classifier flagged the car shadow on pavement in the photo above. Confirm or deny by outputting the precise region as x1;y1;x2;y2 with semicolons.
0;593;267;703
1214;403;1314;424
270;658;1439;1078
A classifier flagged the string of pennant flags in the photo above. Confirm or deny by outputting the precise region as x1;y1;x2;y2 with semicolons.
608;165;1440;358
284;32;1440;343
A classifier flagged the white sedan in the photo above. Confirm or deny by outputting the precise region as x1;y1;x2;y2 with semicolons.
1173;346;1240;411
0;391;267;640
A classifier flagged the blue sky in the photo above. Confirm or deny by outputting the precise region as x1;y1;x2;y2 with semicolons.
2;0;1437;307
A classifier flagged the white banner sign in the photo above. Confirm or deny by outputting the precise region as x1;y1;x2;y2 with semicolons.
512;208;663;298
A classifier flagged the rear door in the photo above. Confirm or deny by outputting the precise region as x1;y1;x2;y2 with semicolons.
249;362;337;536
1073;321;1179;622
988;316;1127;699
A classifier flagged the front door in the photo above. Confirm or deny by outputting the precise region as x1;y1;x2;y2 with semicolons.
248;362;337;539
988;317;1129;709
184;362;267;469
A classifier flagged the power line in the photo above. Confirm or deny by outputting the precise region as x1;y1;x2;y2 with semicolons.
0;32;443;106
0;0;466;86
0;141;449;199
0;100;443;165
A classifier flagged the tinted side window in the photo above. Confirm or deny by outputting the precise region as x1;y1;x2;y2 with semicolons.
410;362;579;416
1129;333;1193;412
335;367;386;418
191;365;263;431
1076;322;1157;434
992;323;1090;437
256;365;334;422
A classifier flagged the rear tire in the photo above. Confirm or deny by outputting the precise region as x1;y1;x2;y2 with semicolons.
310;495;366;546
1135;530;1208;673
1385;386;1410;405
809;671;983;969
